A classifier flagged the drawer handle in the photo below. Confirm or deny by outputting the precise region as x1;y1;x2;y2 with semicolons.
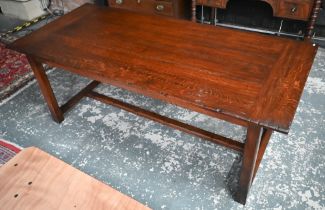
115;0;123;5
156;4;164;11
291;6;297;13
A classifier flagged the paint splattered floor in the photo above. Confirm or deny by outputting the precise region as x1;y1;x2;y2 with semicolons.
0;48;324;209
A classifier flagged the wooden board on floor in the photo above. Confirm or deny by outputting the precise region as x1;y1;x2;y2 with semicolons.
0;147;151;210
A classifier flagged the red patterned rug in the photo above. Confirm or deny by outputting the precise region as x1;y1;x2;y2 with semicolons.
0;139;22;167
0;42;33;101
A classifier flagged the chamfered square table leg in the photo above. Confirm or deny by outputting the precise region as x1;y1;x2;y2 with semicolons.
253;128;273;179
27;56;64;123
234;124;264;204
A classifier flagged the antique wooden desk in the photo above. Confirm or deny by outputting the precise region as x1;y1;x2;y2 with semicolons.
107;0;190;19
192;0;323;38
8;4;317;204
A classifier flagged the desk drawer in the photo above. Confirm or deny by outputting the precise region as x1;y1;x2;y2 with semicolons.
276;0;313;21
108;0;174;17
196;0;226;8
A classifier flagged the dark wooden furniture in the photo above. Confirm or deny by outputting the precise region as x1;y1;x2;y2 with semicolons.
8;4;317;205
107;0;189;19
192;0;323;38
306;0;323;38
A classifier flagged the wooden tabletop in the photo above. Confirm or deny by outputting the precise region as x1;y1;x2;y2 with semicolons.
8;4;317;133
0;147;150;210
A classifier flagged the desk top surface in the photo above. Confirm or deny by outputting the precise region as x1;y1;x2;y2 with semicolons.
9;4;317;133
0;147;150;210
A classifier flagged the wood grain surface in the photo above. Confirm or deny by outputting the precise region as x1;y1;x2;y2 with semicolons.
0;147;151;210
8;4;317;133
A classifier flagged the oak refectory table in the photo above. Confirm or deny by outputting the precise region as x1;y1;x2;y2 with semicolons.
8;4;317;205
